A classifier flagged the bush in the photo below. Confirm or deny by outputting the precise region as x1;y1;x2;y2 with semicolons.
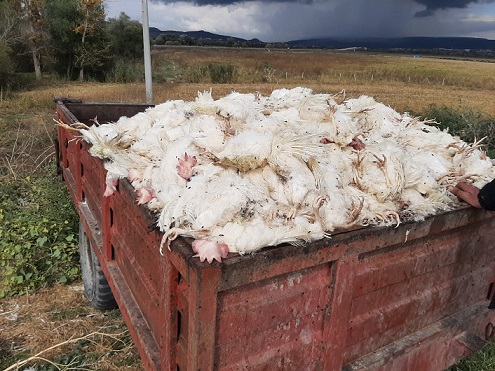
422;104;495;157
106;58;144;83
0;166;79;297
184;65;209;83
207;63;236;83
184;63;237;84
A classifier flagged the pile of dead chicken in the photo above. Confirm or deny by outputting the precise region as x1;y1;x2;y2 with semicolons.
72;87;495;263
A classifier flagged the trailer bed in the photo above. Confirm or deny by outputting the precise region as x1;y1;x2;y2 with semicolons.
55;98;495;370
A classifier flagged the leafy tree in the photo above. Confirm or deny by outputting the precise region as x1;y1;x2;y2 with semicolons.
44;0;80;79
15;0;48;79
106;12;143;60
73;0;111;81
44;0;111;81
0;41;14;91
0;1;18;90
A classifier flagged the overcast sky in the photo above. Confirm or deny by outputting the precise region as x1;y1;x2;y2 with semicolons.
104;0;495;42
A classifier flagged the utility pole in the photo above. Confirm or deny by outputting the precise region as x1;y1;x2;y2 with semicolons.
142;0;153;104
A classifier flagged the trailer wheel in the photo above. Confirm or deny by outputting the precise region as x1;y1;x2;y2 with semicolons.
79;220;117;310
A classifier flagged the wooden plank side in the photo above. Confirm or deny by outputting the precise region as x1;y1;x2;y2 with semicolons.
217;265;332;344
321;257;358;370
186;264;222;371
106;262;162;371
159;250;179;371
351;242;495;320
216;311;325;370
353;234;462;298
110;182;164;297
79;144;104;229
215;262;334;369
343;303;495;371
345;266;493;361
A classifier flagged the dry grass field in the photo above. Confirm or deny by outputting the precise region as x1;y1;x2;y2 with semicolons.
1;47;495;370
154;47;495;117
2;47;495;118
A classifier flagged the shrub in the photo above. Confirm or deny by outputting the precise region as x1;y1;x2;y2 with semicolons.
422;104;495;157
207;63;236;84
0;166;79;297
106;58;144;83
184;65;209;83
184;63;237;84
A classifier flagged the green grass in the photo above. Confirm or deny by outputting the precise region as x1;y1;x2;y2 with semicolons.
0;165;79;298
450;340;495;370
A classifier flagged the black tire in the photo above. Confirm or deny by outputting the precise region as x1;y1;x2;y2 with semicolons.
79;220;117;310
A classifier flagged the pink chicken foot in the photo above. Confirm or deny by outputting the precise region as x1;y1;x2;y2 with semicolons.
136;187;155;205
192;239;229;264
159;228;229;264
103;172;119;197
177;152;197;181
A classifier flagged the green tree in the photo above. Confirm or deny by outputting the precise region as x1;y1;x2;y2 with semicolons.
0;1;18;90
44;0;80;79
106;12;143;60
16;0;48;79
44;0;110;81
73;0;111;81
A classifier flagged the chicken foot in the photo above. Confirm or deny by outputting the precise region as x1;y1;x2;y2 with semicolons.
177;152;197;181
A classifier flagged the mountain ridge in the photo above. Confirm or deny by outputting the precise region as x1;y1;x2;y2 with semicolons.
150;28;495;50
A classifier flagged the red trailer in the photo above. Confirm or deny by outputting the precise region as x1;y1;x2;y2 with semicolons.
55;98;495;370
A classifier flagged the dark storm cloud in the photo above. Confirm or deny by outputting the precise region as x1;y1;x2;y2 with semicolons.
414;0;495;17
152;0;311;5
151;0;495;14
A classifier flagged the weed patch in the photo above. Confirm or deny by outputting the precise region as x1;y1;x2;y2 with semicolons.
0;166;79;298
421;104;495;156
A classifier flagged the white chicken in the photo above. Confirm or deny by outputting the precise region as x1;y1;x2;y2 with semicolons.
67;87;495;264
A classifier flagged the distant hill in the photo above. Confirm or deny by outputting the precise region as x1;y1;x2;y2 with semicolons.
149;28;263;44
286;36;495;50
149;28;495;52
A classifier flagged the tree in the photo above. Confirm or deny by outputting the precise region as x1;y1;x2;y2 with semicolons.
0;1;18;89
106;12;142;60
44;0;79;79
44;0;110;81
0;1;20;45
15;0;47;79
73;0;110;81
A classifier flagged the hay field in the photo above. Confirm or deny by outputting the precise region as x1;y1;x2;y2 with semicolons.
149;46;495;117
2;47;494;119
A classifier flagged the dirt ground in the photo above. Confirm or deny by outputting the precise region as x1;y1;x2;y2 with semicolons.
0;283;145;371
